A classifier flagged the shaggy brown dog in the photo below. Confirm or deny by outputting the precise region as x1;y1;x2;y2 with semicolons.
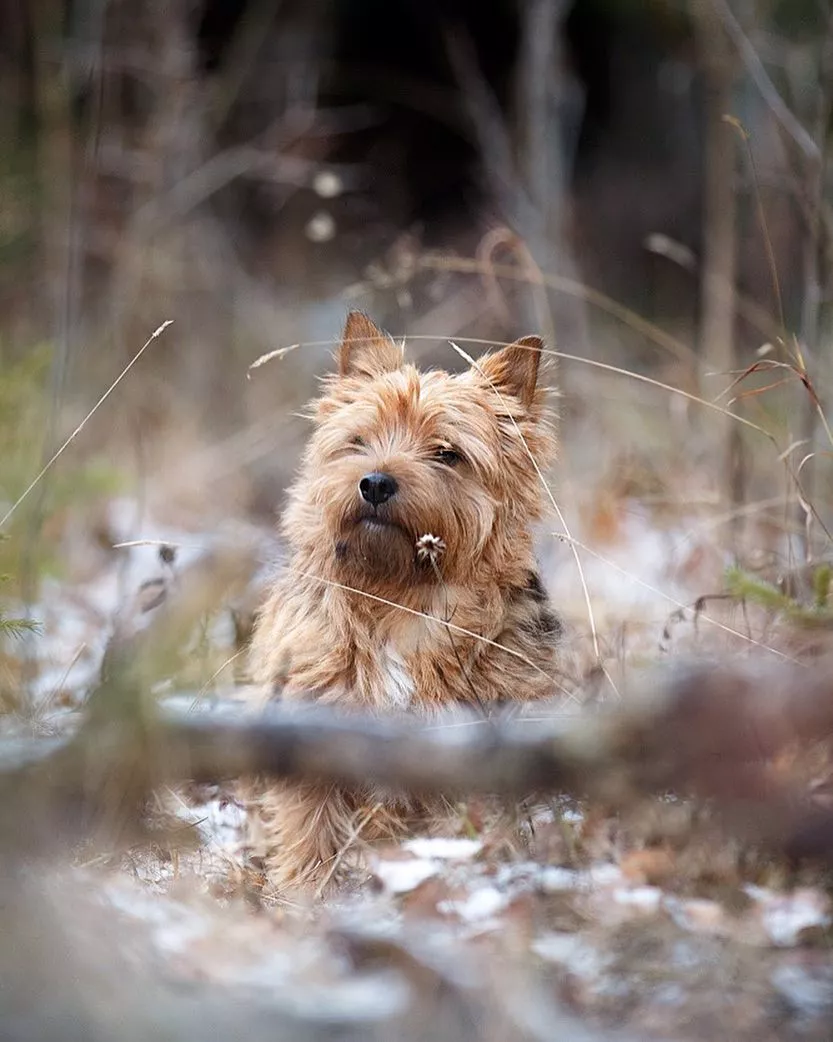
247;313;560;892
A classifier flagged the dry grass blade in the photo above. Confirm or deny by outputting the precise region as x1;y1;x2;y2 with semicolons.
397;333;772;442
244;323;773;451
723;115;787;334
712;0;820;160
249;329;776;443
189;649;248;712
419;253;698;366
710;353;833;543
714;357;791;401
728;377;795;404
246;343;301;374
314;801;382;897
534;348;773;438
0;321;174;530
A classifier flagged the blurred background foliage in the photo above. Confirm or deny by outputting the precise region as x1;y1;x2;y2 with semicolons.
1;0;833;628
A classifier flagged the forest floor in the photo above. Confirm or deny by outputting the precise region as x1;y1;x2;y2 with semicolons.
5;451;833;1042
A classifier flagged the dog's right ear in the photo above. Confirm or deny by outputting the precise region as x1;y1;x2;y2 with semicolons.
338;312;403;379
476;335;543;409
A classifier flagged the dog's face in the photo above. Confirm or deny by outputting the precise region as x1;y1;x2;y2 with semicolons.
283;314;555;593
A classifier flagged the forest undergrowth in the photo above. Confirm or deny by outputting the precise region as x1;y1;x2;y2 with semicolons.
3;249;833;1040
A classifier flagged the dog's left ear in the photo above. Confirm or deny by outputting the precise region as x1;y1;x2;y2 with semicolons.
477;335;543;408
339;312;403;379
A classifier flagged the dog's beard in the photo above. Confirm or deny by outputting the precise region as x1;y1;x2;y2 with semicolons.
336;520;414;579
333;510;435;588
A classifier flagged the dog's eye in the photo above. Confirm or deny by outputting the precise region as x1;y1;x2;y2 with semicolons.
434;447;463;467
349;436;366;448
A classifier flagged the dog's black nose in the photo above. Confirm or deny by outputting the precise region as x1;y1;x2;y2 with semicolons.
359;471;398;506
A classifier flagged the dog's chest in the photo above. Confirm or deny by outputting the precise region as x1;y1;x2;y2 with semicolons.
314;611;461;710
363;615;435;710
361;604;469;710
375;642;415;710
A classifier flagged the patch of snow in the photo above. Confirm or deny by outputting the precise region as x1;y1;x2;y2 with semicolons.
285;972;411;1021
439;886;508;922
650;982;687;1007
670;940;704;969
664;896;728;937
527;805;556;827
745;887;832;947
372;857;439;894
612;885;663;913
532;932;611;980
173;797;246;852
403;837;482;860
101;880;209;954
493;861;540;890
561;808;584;824
26;499;221;705
373;837;484;899
588;862;623;887
539;866;584;892
546;505;693;619
772;962;833;1015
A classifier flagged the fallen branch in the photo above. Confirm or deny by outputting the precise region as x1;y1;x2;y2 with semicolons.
5;657;833;862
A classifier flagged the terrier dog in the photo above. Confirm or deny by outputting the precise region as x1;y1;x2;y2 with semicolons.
247;312;560;892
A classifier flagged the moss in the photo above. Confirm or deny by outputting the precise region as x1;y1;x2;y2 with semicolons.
725;564;833;628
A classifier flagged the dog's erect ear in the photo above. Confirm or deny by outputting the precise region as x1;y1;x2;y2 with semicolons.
338;312;403;379
476;335;543;408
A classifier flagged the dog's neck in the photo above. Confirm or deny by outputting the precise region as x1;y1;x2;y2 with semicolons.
290;547;535;640
290;522;537;612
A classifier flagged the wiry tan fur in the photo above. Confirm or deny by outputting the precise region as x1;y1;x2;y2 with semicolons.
246;313;560;893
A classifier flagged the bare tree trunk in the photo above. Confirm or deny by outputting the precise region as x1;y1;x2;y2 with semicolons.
19;0;77;699
691;0;739;516
446;2;589;366
513;0;589;359
795;12;833;560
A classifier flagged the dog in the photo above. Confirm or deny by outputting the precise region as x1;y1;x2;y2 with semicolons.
246;312;560;892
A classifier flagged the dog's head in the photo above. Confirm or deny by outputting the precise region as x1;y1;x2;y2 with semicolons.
283;313;556;594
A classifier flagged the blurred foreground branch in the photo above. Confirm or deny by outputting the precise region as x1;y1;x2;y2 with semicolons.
6;656;833;862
